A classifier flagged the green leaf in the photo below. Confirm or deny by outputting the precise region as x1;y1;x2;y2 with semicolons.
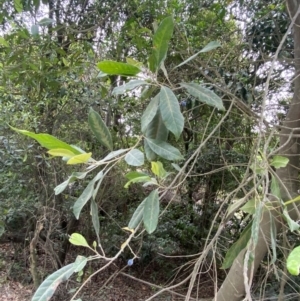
10;126;81;154
145;138;183;161
67;153;92;165
149;16;174;72
283;206;300;232
31;24;39;36
128;199;147;229
143;189;160;234
38;18;54;26
97;61;141;76
125;171;150;180
0;37;9;47
73;171;103;219
176;41;221;68
180;82;225;111
287;246;300;275
125;149;144;166
90;199;100;239
54;172;88;195
144;110;169;141
251;202;263;246
88;108;113;151
14;0;23;12
31;263;75;301
151;161;167;178
73;255;88;273
271;175;281;199
221;221;252;269
112;80;147;95
270;155;289;169
69;233;89;247
240;198;258;214
159;86;184;140
48;148;76;158
141;95;159;133
124;175;152;189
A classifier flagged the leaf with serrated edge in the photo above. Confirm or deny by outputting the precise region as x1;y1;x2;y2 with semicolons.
141;95;159;133
125;149;144;166
97;61;140;76
145;138;183;161
143;189;160;234
159;86;184;140
180;82;225;111
128;199;147;229
88;108;113;150
69;233;89;247
125;171;150;180
31;263;75;301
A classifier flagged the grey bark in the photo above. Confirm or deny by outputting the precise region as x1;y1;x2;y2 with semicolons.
215;1;300;300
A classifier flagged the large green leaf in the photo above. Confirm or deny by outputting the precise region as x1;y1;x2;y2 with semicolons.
97;61;141;76
180;82;225;111
144;111;169;141
54;172;88;195
128;198;147;229
125;149;144;166
145;138;183;161
221;221;252;269
14;0;23;12
141;95;159;133
143;189;160;234
287;246;300;275
159;86;184;140
112;80;147;95
31;263;75;301
149;16;174;72
10;126;81;154
88;108;113;150
176;41;221;68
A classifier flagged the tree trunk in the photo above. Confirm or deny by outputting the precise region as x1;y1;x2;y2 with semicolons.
215;2;300;300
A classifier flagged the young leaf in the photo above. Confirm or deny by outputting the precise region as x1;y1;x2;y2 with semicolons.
176;41;221;68
67;152;92;165
73;255;88;273
151;161;167;178
270;155;289;169
144;110;169;141
159;86;184;140
124;176;153;189
97;61;141;76
145;138;183;161
48;148;76;158
180;82;225;111
143;189;160;234
69;233;90;248
14;0;23;12
112;80;147;95
141;95;160;133
125;149;144;166
149;16;174;72
128;199;147;229
221;221;252;269
88;108;113;150
144;139;157;161
10;126;81;154
31;263;75;301
287;246;300;275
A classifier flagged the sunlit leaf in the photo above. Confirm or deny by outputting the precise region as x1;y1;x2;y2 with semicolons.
97;61;140;76
143;189;160;234
151;161;167;178
180;82;225;111
159;86;184;140
69;233;89;248
90;199;100;239
67;153;92;165
88;108;113;150
287;246;300;275
125;171;150;180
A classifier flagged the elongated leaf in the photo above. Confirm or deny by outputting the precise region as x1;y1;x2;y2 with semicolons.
125;149;144;166
271;175;281;199
143;189;160;234
144;111;169;141
14;0;23;12
124;176;153;188
125;171;150;180
270;155;289;168
287;246;300;275
241;198;258;214
48;148;76;157
141;95;159;133
97;61;141;76
10;126;81;154
69;233;89;248
113;80;147;95
176;41;221;68
251;202;263;246
90;199;100;239
180;82;225;111
31;263;75;301
73;255;88;273
144;139;157;161
221;221;252;269
145;138;183;161
150;16;174;72
159;86;184;140
128;199;147;229
67;152;92;165
101;149;128;162
54;172;88;195
88;108;113;150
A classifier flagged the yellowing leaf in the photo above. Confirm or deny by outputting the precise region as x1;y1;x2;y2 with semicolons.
48;148;76;157
151;161;167;178
67;153;92;165
122;227;134;233
69;233;89;248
